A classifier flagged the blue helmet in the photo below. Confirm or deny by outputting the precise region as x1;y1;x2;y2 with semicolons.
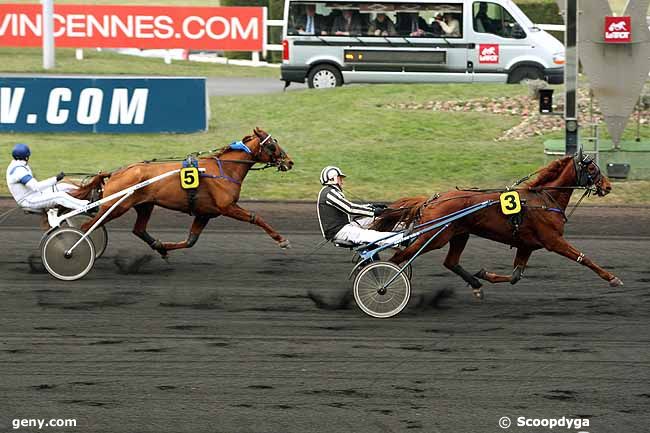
11;143;31;160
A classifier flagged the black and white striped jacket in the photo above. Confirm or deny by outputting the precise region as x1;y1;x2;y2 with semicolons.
317;185;374;240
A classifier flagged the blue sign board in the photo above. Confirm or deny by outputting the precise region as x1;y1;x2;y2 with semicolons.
0;76;208;133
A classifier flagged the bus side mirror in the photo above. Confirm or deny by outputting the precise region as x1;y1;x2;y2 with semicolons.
512;23;525;39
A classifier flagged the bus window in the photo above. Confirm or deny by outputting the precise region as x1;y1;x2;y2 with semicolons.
287;2;463;38
288;3;333;36
473;2;525;39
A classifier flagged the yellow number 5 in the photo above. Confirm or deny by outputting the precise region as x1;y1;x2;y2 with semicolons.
180;167;199;189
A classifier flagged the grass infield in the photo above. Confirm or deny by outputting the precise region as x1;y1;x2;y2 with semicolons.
1;83;648;203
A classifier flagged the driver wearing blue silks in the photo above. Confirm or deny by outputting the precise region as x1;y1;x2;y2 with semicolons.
317;165;403;246
6;143;89;214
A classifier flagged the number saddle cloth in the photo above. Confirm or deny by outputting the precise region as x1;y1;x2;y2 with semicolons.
181;155;200;215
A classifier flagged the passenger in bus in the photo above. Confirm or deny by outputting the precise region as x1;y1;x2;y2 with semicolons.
435;12;461;37
294;4;328;35
368;13;397;36
331;9;363;36
396;12;429;37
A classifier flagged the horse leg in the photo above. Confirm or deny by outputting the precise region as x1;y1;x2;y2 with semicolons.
222;204;290;248
159;216;210;252
387;228;482;294
542;237;623;287
131;203;168;258
442;233;484;299
475;247;533;285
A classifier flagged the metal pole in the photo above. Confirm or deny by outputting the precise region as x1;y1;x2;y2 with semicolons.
564;0;579;155
42;0;55;69
636;97;642;142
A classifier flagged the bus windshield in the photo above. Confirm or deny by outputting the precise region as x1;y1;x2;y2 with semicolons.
286;2;464;38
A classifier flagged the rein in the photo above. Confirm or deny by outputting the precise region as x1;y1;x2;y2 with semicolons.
380;155;602;222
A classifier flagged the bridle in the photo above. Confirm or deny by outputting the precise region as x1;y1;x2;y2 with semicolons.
573;153;603;192
254;134;291;171
539;153;605;221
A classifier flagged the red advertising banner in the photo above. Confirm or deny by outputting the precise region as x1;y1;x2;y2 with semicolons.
604;16;631;43
0;4;264;51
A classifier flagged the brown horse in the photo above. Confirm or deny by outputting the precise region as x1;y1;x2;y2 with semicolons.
372;154;623;299
72;128;293;258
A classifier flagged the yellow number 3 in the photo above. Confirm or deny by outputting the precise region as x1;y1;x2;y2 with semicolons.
180;167;199;189
499;191;521;215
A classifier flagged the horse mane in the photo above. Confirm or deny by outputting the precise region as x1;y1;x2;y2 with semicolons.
212;134;257;158
526;156;573;188
68;172;111;201
370;196;428;231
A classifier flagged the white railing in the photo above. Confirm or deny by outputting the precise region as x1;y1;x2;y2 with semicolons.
537;24;566;32
538;16;650;33
265;19;284;53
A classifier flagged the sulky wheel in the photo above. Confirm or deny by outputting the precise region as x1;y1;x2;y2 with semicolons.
41;227;95;281
353;261;411;318
64;214;108;258
351;253;412;280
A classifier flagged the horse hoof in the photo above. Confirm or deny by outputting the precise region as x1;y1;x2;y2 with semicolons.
609;277;623;287
474;268;488;280
472;288;484;300
278;239;291;249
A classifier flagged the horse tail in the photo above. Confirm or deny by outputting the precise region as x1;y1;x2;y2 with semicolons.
370;196;428;231
69;172;112;201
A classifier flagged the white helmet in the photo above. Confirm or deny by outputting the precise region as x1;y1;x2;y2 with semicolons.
320;166;346;185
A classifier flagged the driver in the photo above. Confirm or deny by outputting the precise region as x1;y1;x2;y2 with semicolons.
6;143;90;215
317;166;403;246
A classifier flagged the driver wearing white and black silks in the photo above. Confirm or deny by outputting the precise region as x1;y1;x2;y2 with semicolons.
5;143;89;212
317;166;403;246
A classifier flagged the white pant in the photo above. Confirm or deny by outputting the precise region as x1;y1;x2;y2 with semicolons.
334;217;403;246
20;183;89;211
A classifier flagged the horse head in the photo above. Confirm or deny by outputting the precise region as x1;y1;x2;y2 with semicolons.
528;154;611;197
572;152;611;196
246;127;294;172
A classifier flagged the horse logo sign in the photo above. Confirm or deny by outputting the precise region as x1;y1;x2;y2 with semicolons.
604;16;631;43
478;44;499;64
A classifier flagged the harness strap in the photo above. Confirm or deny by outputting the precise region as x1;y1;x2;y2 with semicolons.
199;158;242;185
566;189;591;220
187;188;197;216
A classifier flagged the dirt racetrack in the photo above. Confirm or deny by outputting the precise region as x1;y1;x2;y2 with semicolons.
0;201;648;433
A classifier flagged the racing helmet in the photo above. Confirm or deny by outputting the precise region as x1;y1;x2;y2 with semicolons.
320;166;346;185
11;143;31;160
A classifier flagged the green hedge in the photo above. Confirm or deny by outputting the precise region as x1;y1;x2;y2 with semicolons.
517;2;563;25
516;1;563;41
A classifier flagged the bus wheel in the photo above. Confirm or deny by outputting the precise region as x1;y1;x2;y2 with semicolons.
308;65;342;89
508;65;544;84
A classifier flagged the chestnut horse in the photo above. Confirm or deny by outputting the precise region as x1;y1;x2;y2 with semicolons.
72;128;293;258
372;154;623;299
